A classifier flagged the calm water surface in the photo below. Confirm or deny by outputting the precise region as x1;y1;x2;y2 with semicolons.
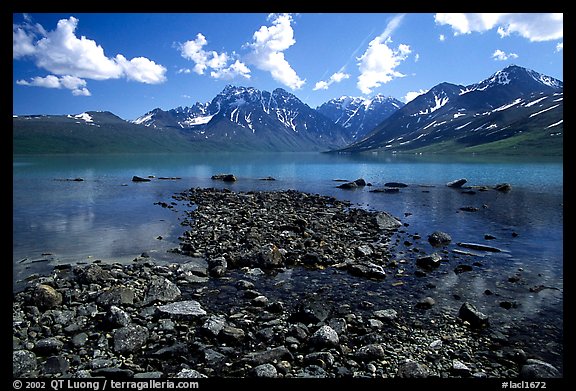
13;152;563;279
12;151;564;371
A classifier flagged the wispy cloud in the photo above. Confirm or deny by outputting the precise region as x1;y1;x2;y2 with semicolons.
313;71;350;91
17;74;91;96
556;42;563;52
177;34;250;80
245;13;305;90
434;13;563;42
13;16;167;96
356;14;411;95
492;49;519;61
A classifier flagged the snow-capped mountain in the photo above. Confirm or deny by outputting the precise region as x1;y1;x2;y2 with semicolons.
133;85;350;151
133;102;212;129
338;65;563;154
316;94;404;140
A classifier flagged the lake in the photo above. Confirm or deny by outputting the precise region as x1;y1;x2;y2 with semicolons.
12;151;564;372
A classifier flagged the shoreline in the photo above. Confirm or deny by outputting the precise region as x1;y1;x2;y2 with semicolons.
13;187;563;379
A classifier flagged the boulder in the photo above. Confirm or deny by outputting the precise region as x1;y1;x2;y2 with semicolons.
447;178;467;188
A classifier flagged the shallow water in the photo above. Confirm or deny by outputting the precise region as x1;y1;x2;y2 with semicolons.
12;152;564;372
13;152;563;283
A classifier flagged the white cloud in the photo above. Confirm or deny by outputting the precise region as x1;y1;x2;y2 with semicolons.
556;42;563;52
17;74;91;96
13;15;167;91
178;33;250;80
115;55;167;84
356;15;411;95
246;13;305;90
313;71;350;91
492;49;519;61
439;34;446;42
404;89;428;103
435;13;563;42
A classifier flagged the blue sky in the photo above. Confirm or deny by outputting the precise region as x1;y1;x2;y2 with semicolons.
13;13;563;121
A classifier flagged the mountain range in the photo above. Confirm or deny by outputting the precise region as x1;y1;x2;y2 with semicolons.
13;65;563;155
337;65;563;155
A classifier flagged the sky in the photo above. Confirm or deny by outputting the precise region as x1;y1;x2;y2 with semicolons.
12;13;563;121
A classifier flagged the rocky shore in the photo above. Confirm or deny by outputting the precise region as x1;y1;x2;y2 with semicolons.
13;187;562;379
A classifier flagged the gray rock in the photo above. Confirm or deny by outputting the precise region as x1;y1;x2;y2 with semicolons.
34;337;64;355
520;359;561;378
355;244;374;257
219;325;246;345
396;360;430;378
458;302;490;328
309;325;339;349
43;356;69;375
75;264;113;284
132;176;151;182
374;309;398;321
113;324;149;354
355;344;386;361
251;295;269;307
204;349;227;366
452;360;471;376
328;318;348;335
97;286;135;307
347;262;386;279
157;300;207;319
211;174;237;182
295;365;329;378
457;242;503;252
251;363;278;378
176;369;207;378
31;284;62;310
416;253;442;270
337;181;358;189
375;211;402;230
72;333;89;348
258;244;284;269
416;297;435;310
202;315;226;337
107;305;131;327
13;350;37;377
428;231;452;247
447;178;467;188
494;183;512;192
384;182;408;188
207;256;227;277
305;351;335;368
144;277;181;304
290;301;330;324
242;346;293;366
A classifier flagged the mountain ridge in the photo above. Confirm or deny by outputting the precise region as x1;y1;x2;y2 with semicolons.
13;64;562;155
335;65;563;155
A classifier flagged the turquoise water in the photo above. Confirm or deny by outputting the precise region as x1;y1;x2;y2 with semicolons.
12;152;564;371
13;152;563;286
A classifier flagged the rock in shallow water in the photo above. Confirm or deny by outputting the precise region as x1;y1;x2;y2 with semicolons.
157;300;207;319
